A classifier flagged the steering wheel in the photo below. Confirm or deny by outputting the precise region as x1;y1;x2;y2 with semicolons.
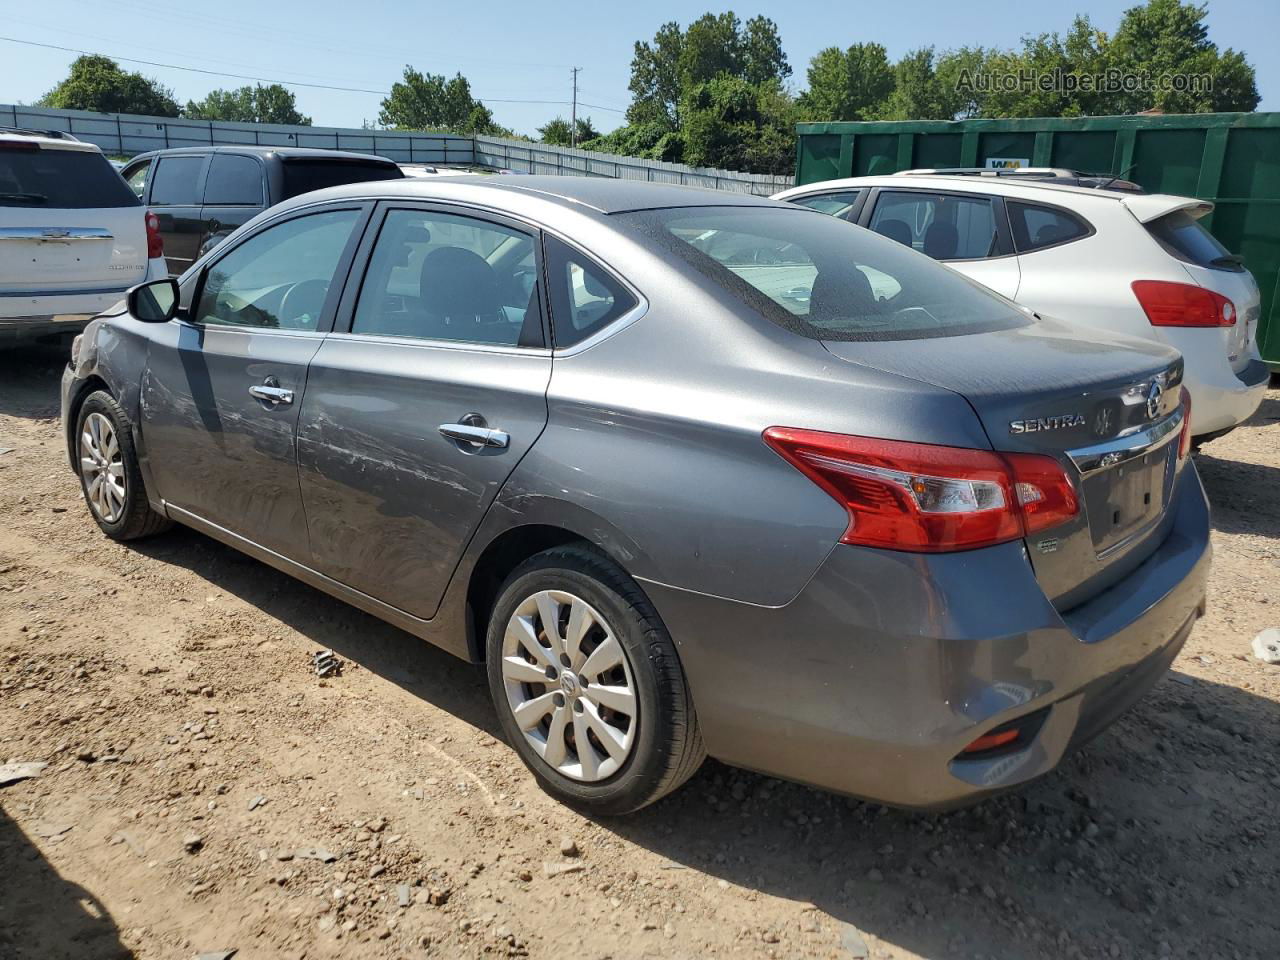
278;279;330;329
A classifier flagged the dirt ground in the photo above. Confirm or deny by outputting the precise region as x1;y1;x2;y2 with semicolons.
1;342;1277;960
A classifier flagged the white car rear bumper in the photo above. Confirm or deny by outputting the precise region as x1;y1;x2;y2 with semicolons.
1183;356;1269;436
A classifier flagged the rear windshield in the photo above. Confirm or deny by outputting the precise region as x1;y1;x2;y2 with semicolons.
0;145;140;208
1147;210;1243;272
621;206;1029;342
280;159;403;199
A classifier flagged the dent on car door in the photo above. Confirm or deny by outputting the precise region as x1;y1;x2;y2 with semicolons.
139;205;368;559
865;189;1021;300
297;205;552;620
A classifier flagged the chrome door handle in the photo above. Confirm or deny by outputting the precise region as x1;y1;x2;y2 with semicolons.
248;384;294;405
438;423;509;449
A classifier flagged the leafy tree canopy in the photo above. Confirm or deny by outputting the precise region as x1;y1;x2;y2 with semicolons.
185;84;311;125
38;55;180;118
537;115;601;146
378;67;509;135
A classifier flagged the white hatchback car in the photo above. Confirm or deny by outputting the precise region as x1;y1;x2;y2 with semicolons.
1;127;167;346
774;169;1269;441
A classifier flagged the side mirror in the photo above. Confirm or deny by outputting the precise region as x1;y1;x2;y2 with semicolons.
127;278;180;323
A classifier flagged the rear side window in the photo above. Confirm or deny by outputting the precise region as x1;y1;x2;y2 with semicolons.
204;155;263;205
150;156;204;205
790;190;862;219
281;159;403;199
1007;201;1091;252
869;191;1006;260
622;206;1027;342
1146;209;1243;272
0;146;140;208
544;235;638;348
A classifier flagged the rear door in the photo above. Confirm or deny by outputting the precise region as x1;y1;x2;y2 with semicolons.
862;188;1021;299
198;153;266;258
297;202;551;619
0;142;147;298
140;203;368;558
148;153;208;275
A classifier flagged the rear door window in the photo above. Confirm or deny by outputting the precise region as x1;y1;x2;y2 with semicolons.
0;146;140;208
150;156;205;205
544;235;637;348
281;160;402;199
1146;209;1244;272
1007;201;1091;253
789;190;863;220
203;154;263;205
869;190;1006;260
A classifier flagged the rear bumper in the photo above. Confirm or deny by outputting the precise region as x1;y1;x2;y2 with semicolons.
1184;356;1269;436
0;289;129;343
644;462;1211;809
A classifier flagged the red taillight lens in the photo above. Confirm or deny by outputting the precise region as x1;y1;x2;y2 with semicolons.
961;728;1020;754
1131;280;1235;327
1178;387;1193;458
145;210;164;259
763;428;1078;553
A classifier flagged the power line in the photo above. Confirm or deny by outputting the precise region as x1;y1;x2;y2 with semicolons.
0;35;627;112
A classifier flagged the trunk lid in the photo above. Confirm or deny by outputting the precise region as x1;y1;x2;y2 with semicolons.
823;316;1186;609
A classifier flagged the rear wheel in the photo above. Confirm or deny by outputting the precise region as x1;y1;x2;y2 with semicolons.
75;391;171;541
486;545;704;814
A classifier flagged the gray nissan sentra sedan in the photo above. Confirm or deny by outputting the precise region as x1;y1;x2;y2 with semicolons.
61;176;1210;814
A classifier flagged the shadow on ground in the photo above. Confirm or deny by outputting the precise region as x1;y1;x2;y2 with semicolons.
0;803;129;959
0;345;69;420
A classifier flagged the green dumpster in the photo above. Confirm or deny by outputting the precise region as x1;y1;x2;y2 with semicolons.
795;113;1280;369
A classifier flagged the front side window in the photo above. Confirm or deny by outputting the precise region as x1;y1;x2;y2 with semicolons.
195;209;359;331
1007;201;1091;253
869;191;1003;260
123;160;150;199
204;155;263;205
622;206;1027;342
150;156;204;206
544;235;637;348
790;190;862;219
351;209;541;347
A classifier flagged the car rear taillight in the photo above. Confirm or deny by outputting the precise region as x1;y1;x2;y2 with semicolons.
145;210;164;259
1131;280;1235;327
762;428;1078;553
1178;388;1193;458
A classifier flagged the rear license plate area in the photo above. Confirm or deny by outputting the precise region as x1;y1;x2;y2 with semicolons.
1084;443;1176;554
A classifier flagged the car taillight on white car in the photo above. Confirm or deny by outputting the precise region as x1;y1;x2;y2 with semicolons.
763;428;1079;553
145;210;164;259
1131;280;1235;327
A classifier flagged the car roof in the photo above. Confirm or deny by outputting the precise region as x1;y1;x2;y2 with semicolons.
280;174;783;215
779;174;1142;204
0;127;101;153
129;145;398;164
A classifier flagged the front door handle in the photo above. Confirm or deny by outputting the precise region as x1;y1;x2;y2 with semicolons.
438;422;509;449
248;382;294;405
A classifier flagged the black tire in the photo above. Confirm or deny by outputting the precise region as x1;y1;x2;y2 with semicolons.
485;545;704;815
74;390;172;541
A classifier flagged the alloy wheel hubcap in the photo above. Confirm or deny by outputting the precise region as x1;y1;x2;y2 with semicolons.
79;412;126;524
501;590;637;782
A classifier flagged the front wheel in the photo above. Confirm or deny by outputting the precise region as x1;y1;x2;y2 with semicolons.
486;545;704;815
75;391;171;541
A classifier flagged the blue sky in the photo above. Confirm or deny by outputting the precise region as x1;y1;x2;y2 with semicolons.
1;0;1274;136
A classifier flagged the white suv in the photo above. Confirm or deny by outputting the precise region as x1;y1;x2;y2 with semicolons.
774;169;1269;441
1;127;167;346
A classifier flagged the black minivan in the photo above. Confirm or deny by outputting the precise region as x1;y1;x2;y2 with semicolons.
120;146;403;275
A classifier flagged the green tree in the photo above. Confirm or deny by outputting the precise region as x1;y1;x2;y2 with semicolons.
537;115;601;146
799;42;893;121
681;75;796;173
38;54;179;117
626;21;685;127
185;84;311;125
1110;0;1258;112
882;48;959;120
378;67;505;134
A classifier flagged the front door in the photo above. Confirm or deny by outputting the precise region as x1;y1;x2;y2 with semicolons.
864;188;1021;300
139;205;367;558
298;204;552;619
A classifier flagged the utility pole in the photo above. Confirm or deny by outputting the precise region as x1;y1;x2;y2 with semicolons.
570;66;580;148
